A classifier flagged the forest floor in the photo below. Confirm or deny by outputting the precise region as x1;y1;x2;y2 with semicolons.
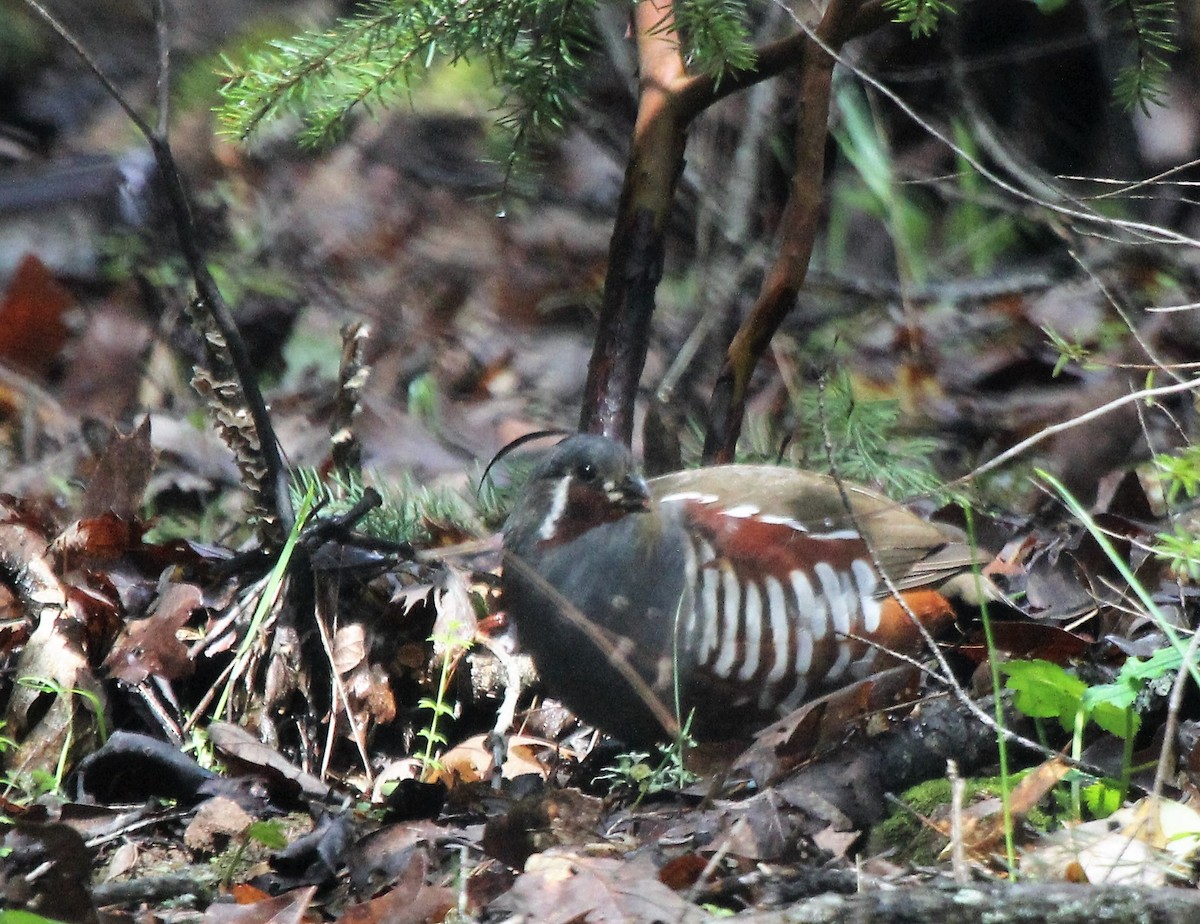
1;2;1200;922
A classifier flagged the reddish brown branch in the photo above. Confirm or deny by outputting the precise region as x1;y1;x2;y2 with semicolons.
580;0;688;442
702;0;869;463
675;0;887;120
581;0;884;446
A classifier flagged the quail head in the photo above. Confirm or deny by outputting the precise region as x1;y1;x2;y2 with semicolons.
501;434;979;745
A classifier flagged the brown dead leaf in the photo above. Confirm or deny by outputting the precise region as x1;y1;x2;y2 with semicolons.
344;659;398;725
657;853;708;890
3;594;108;779
983;534;1037;581
342;848;454;924
0;253;73;378
208;722;330;801
504;851;705;924
955;623;1090;665
201;884;316;924
332;622;368;675
103;581;200;683
0;499;108;776
184;796;255;851
347;821;453;897
53;513;142;566
0;498;63;634
81;417;157;520
736;665;923;786
433;733;563;785
950;756;1071;856
813;825;860;859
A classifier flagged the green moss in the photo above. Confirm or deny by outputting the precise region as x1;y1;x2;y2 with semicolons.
868;773;1055;865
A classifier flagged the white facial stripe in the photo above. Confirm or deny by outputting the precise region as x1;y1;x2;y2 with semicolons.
537;475;572;540
815;562;851;635
757;514;808;531
721;504;760;518
852;558;882;633
739;582;763;682
764;575;790;684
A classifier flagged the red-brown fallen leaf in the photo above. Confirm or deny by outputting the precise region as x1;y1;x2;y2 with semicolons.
736;665;924;786
954;622;1091;665
0;253;73;378
228;884;273;904
657;853;708;891
342;849;454;924
432;733;564;786
202;885;316;924
80;417;157;520
504;851;706;924
103;582;201;683
53;513;143;565
67;583;123;661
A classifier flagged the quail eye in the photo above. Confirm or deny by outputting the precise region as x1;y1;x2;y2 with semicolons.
575;462;598;482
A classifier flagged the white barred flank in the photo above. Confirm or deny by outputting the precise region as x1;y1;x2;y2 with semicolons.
682;533;885;715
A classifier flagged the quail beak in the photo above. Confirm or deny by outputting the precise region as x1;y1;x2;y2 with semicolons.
606;473;651;511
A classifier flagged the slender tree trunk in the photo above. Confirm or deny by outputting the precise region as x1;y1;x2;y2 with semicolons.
703;0;867;463
581;0;688;443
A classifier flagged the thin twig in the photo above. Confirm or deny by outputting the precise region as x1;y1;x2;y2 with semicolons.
1150;591;1200;808
313;577;374;789
22;0;294;535
958;375;1200;484
1065;246;1187;385
947;759;969;885
812;378;1106;776
502;551;681;739
773;0;1200;249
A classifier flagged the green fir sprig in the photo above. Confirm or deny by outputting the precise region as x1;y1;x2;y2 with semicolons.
1109;0;1178;113
218;0;597;175
217;0;757;174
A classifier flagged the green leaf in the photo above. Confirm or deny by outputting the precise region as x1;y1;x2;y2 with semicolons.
246;819;290;849
1001;659;1085;731
1083;780;1123;818
0;912;75;924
